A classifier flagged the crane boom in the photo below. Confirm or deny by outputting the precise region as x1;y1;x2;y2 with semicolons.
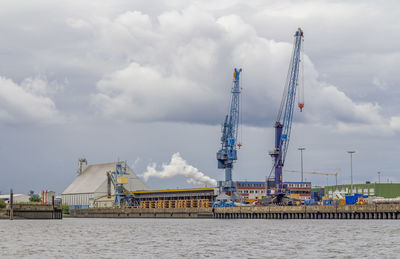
285;169;341;186
217;68;242;194
285;169;341;176
269;28;304;198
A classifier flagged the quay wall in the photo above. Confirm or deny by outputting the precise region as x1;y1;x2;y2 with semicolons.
70;204;400;219
0;209;8;219
0;204;62;220
214;204;400;219
70;207;213;218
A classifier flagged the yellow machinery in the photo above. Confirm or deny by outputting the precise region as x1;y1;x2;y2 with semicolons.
139;199;212;209
117;176;129;185
356;196;367;205
133;188;215;209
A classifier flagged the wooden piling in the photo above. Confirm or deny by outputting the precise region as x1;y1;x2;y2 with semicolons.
10;189;13;220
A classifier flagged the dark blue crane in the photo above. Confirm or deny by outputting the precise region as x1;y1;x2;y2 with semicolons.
268;28;304;202
216;68;242;202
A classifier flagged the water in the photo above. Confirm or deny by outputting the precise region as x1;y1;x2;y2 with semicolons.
1;218;400;258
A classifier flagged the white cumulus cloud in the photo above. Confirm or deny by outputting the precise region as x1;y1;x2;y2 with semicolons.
87;8;400;135
142;152;217;187
0;76;63;124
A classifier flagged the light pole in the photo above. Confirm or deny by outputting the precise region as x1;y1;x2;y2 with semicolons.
347;151;355;194
298;147;305;183
377;171;381;184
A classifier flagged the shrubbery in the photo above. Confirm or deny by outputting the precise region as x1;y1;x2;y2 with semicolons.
62;204;69;215
29;194;42;203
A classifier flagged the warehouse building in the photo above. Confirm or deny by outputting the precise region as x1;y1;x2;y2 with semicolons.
62;158;148;209
325;183;400;198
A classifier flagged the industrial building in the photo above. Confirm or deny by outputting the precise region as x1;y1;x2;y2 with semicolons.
234;181;266;200
284;181;312;200
0;194;30;204
325;183;400;198
234;181;311;201
62;159;148;209
40;190;56;204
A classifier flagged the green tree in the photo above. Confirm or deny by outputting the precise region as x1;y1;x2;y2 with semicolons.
29;194;41;203
62;204;69;215
0;199;6;209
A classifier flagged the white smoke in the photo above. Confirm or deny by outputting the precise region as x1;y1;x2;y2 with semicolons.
142;152;217;187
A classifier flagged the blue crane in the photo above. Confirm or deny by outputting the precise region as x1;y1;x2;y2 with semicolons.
268;28;304;201
114;163;125;206
107;163;136;207
216;68;242;196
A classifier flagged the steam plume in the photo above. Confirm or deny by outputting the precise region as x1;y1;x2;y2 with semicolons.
142;152;217;187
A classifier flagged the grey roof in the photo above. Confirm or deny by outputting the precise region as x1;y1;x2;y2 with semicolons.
62;162;146;195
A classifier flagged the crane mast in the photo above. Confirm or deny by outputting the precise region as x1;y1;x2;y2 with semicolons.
269;28;304;199
217;68;242;196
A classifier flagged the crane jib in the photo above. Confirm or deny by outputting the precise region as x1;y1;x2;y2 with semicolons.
279;28;303;165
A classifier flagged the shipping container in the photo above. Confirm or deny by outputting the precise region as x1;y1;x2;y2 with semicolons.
323;200;331;205
345;196;357;205
305;198;316;205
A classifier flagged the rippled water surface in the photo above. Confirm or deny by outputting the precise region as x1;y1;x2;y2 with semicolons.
1;218;400;258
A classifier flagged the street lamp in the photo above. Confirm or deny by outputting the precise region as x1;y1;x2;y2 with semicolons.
298;147;305;183
347;151;356;194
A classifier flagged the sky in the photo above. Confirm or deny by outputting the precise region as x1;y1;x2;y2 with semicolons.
1;0;400;195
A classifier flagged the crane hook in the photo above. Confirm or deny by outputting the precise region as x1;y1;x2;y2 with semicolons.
298;103;304;112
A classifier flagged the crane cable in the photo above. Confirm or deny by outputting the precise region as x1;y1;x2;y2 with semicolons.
277;36;297;123
299;37;305;109
239;70;243;147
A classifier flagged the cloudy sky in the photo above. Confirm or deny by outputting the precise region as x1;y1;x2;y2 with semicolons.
1;0;400;194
